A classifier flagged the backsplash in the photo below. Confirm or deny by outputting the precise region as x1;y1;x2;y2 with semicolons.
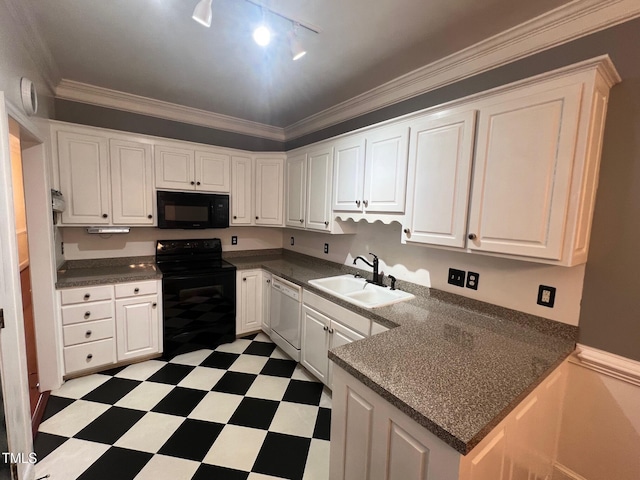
284;221;586;326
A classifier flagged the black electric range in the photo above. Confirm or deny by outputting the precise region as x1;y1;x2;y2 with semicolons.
156;238;236;359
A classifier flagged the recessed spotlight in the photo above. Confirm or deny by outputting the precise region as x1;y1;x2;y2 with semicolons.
253;25;271;46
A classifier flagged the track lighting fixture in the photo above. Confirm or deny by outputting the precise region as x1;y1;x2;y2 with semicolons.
290;24;306;60
192;0;213;27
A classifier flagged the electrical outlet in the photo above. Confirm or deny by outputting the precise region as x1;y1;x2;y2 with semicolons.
466;271;479;290
324;243;329;254
290;236;295;246
537;285;556;308
231;236;238;245
448;268;465;287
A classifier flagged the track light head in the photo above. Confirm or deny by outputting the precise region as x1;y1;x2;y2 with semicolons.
192;0;213;27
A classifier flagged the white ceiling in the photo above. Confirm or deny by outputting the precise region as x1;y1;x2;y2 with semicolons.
26;0;572;128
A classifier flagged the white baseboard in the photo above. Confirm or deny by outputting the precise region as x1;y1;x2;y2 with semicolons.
553;463;589;480
573;344;640;387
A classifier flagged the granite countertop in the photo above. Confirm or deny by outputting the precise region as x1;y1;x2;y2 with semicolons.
56;250;576;455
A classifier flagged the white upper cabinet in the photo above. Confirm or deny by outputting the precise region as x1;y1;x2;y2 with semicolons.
155;144;230;192
254;154;285;226
110;139;154;225
333;134;366;212
403;109;476;248
230;155;253;225
285;153;307;228
306;145;334;231
57;130;111;225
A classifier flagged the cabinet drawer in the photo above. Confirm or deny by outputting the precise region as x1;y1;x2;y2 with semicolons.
62;301;113;326
60;285;113;305
63;319;114;347
115;281;158;299
64;338;115;374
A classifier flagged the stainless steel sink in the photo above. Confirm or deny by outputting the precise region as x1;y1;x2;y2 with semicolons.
308;274;414;308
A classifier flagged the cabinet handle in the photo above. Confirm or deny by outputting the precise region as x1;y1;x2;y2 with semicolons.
84;311;91;319
468;233;477;240
403;228;410;235
152;302;157;308
86;354;93;361
85;330;92;338
299;219;304;223
355;200;361;207
148;214;153;219
190;181;195;185
197;181;201;186
102;213;108;218
323;325;328;331
363;200;368;207
84;294;91;300
134;288;140;294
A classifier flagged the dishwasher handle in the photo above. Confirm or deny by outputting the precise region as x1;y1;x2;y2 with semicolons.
271;277;301;301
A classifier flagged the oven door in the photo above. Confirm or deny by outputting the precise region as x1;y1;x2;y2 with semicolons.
162;270;236;359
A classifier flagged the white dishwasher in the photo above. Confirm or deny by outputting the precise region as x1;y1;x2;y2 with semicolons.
270;275;302;362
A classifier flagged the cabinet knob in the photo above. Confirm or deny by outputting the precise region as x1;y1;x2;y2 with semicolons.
355;200;361;207
84;311;91;319
85;330;92;338
328;327;334;334
468;233;477;240
363;200;368;207
266;279;271;284
403;228;410;235
84;294;91;300
86;354;93;361
299;219;304;223
243;278;247;281
190;181;195;185
323;325;328;331
134;288;140;293
196;181;201;185
324;221;329;226
255;216;259;220
102;213;108;218
233;215;237;219
148;214;153;219
152;302;157;308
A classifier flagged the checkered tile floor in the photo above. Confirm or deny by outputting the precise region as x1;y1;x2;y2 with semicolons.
35;333;331;480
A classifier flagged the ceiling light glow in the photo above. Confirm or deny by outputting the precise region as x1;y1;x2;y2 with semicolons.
253;25;271;46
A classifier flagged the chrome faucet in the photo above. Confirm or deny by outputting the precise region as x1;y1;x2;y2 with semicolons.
353;253;383;286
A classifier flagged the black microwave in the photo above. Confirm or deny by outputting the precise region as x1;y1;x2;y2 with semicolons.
157;191;229;229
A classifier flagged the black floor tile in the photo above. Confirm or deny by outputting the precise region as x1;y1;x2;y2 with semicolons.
158;419;224;462
75;407;146;445
192;463;249;480
33;433;67;462
212;371;256;395
81;377;141;404
77;447;152;480
244;341;277;357
313;407;331;440
260;358;298;378
242;333;258;340
228;397;279;430
41;395;75;422
99;365;128;376
146;363;195;385
283;380;324;406
252;432;311;480
200;351;240;369
151;387;208;417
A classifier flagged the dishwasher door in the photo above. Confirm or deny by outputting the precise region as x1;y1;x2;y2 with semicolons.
270;276;302;361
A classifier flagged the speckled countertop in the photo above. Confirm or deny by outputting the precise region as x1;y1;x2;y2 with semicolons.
56;250;576;455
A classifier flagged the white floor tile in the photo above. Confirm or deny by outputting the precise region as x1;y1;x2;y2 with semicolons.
248;474;286;480
319;388;332;409
188;391;243;424
134;454;200;480
228;355;269;374
114;412;184;453
34;438;109;480
115;360;166;381
253;332;272;343
245;375;290;401
203;425;266;471
115;382;174;411
169;349;214;366
292;365;318;382
215;339;252;354
302;439;331;480
269;402;319;438
177;366;226;391
52;374;110;399
38;400;110;437
270;348;291;360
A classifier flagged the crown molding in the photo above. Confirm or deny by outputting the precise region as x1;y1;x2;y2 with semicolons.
4;0;61;94
574;344;640;387
55;80;286;142
283;0;640;140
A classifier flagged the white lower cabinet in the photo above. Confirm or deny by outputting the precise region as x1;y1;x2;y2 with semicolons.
115;295;160;362
237;269;263;335
262;272;272;334
330;361;568;480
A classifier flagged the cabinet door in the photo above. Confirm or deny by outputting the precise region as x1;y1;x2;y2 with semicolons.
110;139;154;225
285;153;307;228
364;124;410;213
262;272;272;334
154;145;195;190
231;155;253;225
403;110;476;248
328;320;365;390
306;146;334;232
115;295;160;361
195;149;230;192
237;270;262;335
467;84;583;260
301;305;330;384
333;135;366;212
58;130;110;224
255;155;284;226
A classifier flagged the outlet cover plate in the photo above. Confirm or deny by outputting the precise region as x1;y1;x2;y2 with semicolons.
466;271;479;290
290;236;294;246
231;236;238;245
324;243;329;254
537;285;556;308
448;268;465;287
